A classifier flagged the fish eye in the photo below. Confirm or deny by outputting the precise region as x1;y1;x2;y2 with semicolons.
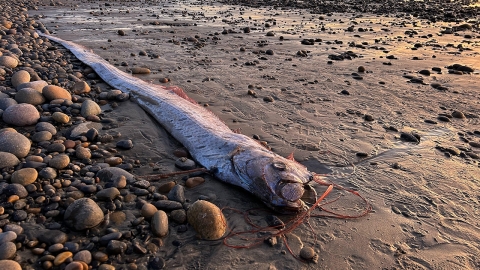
272;162;286;171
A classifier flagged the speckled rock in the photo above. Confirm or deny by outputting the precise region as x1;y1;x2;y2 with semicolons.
81;100;101;118
11;70;30;88
49;154;70;169
0;232;17;244
4;184;28;198
75;146;91;159
64;198;104;230
0;56;18;69
11;168;38;186
151;210;168;237
17;80;48;91
187;200;226;240
0;260;21;270
39;167;57;179
141;203;157;219
0;152;20;169
2;103;39;126
0;131;31;158
72;250;92;264
42;85;72;101
52;112;70;124
15;88;46;105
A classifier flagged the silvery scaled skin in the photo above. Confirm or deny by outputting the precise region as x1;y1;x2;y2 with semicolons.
39;32;314;213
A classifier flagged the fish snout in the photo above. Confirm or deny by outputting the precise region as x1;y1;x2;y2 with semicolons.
277;180;304;202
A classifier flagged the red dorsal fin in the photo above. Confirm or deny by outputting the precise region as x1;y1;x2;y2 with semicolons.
287;152;295;161
166;86;197;104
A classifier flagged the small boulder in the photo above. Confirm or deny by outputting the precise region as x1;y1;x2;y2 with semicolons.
0;56;18;69
151;210;168;237
81;100;101;118
17;80;48;91
64;198;104;230
0;152;20;169
0;131;31;158
72;81;91;94
2;103;40;126
15;88;46;105
11;70;30;88
187;200;226;240
11;168;38;186
42;85;72;101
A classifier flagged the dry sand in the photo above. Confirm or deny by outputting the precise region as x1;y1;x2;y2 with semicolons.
31;0;480;269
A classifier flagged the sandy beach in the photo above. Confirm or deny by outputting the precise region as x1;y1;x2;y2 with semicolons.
0;0;479;269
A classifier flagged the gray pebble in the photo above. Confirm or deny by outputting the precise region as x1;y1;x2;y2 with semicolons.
0;130;31;158
4;184;28;198
167;185;185;203
0;98;17;111
96;187;120;201
0;242;16;260
73;249;91;263
37;230;68;245
64;198;104;230
35;122;57;136
175;157;196;170
0;152;20;169
32;131;52;143
14;88;46;105
2;103;40;126
116;139;133;150
107;240;126;254
153;200;183;211
0;232;17;244
39;167;57;179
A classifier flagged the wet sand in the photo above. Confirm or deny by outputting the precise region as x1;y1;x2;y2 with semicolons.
25;0;480;269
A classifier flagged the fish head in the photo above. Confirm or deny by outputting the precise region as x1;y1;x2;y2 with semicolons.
232;149;313;213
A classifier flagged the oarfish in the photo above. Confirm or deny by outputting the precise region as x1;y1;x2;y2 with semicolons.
39;32;315;212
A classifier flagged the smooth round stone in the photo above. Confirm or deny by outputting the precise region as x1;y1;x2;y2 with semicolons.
153;200;183;211
116;140;133;150
0;131;31;158
96;187;120;201
158;181;175;193
0;56;18;69
52;112;70;124
80;100;101;118
11;168;38;186
48;243;64;253
0;98;17;111
185;177;205;188
39;167;57;179
151;210;168;237
99;264;115;270
42;85;72;101
175;157;196;170
4;184;28;198
54;251;73;266
72;81;90;94
0;152;20;169
0;232;17;244
96;167;135;183
15;88;46;105
105;157;122;166
36;122;57;135
187;200;226;240
12;210;27;221
17;80;48;91
141;203;157;219
100;232;122;246
75;146;91;159
3;224;22;235
65;261;85;270
48;154;70;169
3;103;40;126
11;70;30;88
63;140;76;149
64;198;104;230
300;247;317;260
72;250;91;264
0;260;21;270
0;242;16;259
113;175;127;189
93;251;108;262
32;130;52;143
47;143;66;153
130;67;151;74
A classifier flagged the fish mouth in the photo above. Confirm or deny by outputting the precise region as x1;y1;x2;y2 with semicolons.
267;199;306;214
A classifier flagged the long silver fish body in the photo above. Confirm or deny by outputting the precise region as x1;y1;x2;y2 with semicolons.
39;32;314;212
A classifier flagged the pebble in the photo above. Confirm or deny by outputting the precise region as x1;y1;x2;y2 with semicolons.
54;251;73;266
97;167;135;183
0;242;16;259
0;152;20;169
0;131;31;158
72;81;91;94
99;264;115;270
96;187;120;200
187;200;226;240
131;67;151;74
11;70;30;88
93;251;109;262
32;130;52;142
107;240;127;254
105;157;122;166
171;209;187;224
81;100;101;117
0;98;17;111
167;185;186;203
4;184;28;198
52;111;70;124
2;103;40;126
0;260;21;270
36;122;57;135
185;177;205;188
49;154;70;169
175;157;196;170
141;203;158;219
116;139;133;149
153;200;183;211
452;111;465;119
65;261;86;270
151;210;169;237
158;181;175;193
17;80;48;91
72;250;91;264
75;146;91;159
39;167;57;179
42;85;72;101
299;246;317;261
113;175;127;189
64;198;104;230
11;168;38;186
0;56;18;69
100;232;122;246
400;132;419;143
15;88;46;105
0;232;17;244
